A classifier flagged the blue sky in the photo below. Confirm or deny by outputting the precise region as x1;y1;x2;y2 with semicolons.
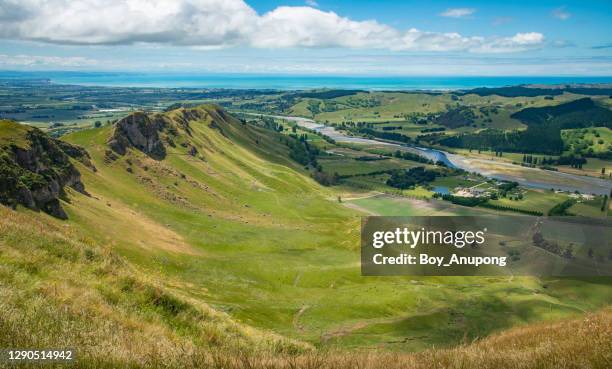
0;0;611;75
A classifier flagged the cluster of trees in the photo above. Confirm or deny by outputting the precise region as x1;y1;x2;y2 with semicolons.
496;181;519;198
440;126;565;155
338;169;395;179
354;156;388;161
518;154;588;169
522;154;541;165
279;129;344;186
416;132;446;143
511;98;612;129
281;133;342;186
532;231;574;259
433;193;486;207
421;127;445;133
358;128;412;144
284;134;319;168
392;150;433;164
312;171;340;186
253;116;285;132
552;155;587;168
548;199;576;216
386;167;438;190
479;202;543;216
433;106;476;128
561;128;611;159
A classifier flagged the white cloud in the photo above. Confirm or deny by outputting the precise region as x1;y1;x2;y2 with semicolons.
552;7;571;20
473;33;544;53
0;0;542;53
252;6;399;48
305;0;318;7
0;54;99;67
439;8;476;18
0;0;257;46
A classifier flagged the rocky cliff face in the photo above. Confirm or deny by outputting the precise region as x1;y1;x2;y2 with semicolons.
105;105;245;165
0;120;90;219
108;112;167;159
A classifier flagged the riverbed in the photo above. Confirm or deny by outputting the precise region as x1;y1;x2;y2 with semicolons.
251;114;612;196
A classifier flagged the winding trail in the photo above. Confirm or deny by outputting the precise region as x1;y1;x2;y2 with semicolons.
293;305;310;332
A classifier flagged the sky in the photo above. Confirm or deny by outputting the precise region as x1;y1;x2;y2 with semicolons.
0;0;611;75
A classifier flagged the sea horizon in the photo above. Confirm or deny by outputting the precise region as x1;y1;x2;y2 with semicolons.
2;70;612;91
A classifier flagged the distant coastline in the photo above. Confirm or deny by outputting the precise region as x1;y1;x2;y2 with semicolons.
2;71;612;90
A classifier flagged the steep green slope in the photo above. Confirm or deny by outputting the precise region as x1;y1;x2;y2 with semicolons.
61;105;365;343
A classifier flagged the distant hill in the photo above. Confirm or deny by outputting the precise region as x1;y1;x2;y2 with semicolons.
433;106;476;128
289;89;363;99
510;97;612;129
440;98;612;154
462;85;612;97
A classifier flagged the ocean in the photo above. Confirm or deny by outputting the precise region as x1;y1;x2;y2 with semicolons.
2;71;612;90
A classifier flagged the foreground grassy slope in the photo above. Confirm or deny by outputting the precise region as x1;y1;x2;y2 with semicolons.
200;307;612;369
2;197;611;369
2;105;611;360
1;205;610;369
0;206;305;368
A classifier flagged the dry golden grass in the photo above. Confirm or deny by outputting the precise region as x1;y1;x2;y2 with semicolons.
185;307;611;369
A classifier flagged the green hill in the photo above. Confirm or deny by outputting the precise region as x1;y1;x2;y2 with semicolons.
440;98;612;154
1;105;611;367
510;97;612;129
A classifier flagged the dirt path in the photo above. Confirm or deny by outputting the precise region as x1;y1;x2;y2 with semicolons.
319;310;440;343
342;202;379;215
293;305;310;332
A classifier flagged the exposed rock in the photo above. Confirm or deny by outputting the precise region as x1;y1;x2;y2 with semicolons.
108;112;167;159
0;120;88;219
56;140;97;171
107;105;230;163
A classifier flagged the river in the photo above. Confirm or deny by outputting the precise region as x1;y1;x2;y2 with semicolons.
250;114;612;196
